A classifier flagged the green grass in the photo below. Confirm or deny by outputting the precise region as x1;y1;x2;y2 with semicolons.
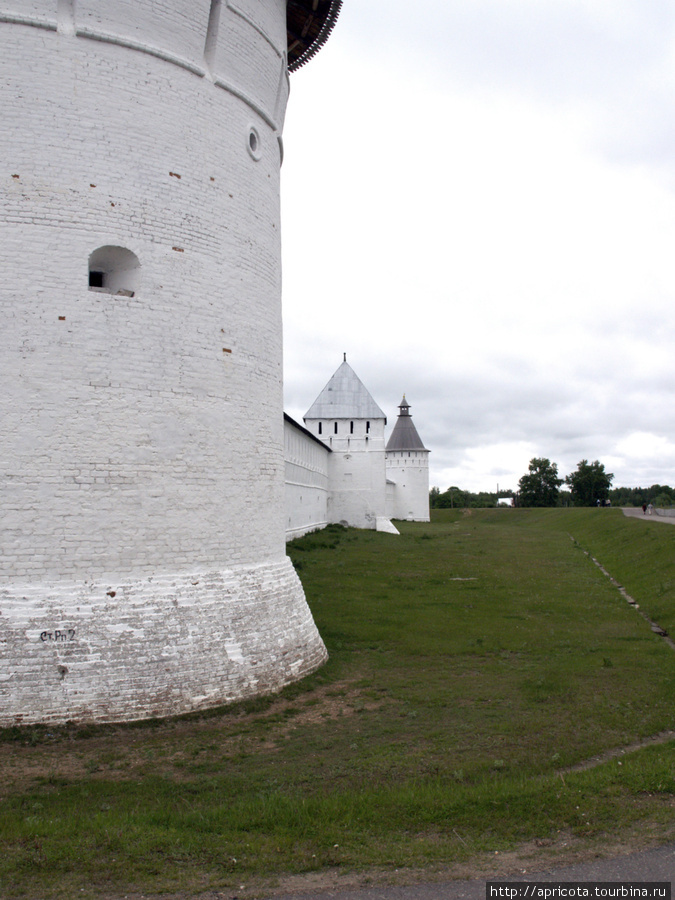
1;510;674;898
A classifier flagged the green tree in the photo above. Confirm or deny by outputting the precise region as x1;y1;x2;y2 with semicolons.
565;459;613;506
517;457;563;507
434;486;466;508
472;491;497;508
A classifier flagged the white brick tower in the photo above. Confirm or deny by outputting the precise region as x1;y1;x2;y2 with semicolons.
304;357;391;530
0;0;340;725
385;396;430;521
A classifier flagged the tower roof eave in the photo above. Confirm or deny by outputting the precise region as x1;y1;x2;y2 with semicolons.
287;0;343;72
386;416;428;452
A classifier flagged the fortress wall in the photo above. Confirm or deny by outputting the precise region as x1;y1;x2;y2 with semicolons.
0;2;327;725
284;417;330;540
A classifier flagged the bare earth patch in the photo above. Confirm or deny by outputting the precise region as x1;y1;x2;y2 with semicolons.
0;680;385;791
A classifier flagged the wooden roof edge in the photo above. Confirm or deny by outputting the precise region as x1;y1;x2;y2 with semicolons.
287;0;343;73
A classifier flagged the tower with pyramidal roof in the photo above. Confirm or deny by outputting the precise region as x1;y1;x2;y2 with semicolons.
385;396;430;522
298;357;429;532
304;355;392;530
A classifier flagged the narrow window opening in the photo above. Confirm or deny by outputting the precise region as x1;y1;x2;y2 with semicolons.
334;422;338;434
318;422;322;435
350;421;354;434
89;270;104;288
366;421;370;433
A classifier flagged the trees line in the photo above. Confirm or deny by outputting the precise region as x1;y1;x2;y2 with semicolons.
431;458;675;509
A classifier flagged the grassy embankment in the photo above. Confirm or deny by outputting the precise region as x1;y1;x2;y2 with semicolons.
0;508;674;898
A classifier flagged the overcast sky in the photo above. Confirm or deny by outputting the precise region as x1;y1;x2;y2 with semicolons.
280;0;675;494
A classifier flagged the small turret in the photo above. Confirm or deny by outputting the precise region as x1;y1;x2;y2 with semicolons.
386;395;428;453
385;396;430;522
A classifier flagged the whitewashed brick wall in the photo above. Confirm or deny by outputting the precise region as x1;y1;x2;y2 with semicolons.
314;419;388;530
385;451;431;521
0;560;326;726
284;416;330;541
0;0;327;726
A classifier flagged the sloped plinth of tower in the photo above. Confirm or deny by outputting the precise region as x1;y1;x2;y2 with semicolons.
0;560;326;726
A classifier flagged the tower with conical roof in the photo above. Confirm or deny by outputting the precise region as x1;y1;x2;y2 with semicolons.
385;396;430;521
304;356;395;530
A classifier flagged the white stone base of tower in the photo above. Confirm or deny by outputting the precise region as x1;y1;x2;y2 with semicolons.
0;559;326;727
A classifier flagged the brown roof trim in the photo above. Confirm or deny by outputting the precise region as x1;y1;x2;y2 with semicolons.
287;0;343;72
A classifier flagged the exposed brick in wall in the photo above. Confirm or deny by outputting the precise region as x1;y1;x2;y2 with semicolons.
0;559;327;726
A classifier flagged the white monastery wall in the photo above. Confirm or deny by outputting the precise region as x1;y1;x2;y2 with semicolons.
385;452;431;521
0;1;327;726
284;416;330;540
385;479;396;515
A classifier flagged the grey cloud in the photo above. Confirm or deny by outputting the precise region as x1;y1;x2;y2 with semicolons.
343;1;675;165
282;2;675;492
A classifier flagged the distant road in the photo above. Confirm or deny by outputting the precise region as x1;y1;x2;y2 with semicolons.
622;507;675;523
